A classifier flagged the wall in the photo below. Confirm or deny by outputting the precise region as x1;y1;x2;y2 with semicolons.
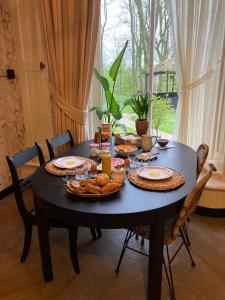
0;0;25;191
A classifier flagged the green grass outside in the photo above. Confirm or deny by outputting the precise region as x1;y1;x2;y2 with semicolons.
114;110;176;135
102;93;176;134
157;110;176;134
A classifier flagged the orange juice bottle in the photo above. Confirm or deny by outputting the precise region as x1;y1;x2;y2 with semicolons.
102;154;112;178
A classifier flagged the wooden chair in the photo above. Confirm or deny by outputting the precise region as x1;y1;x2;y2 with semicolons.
46;130;101;239
197;143;209;176
136;144;209;246
115;169;212;300
6;143;80;273
184;143;209;244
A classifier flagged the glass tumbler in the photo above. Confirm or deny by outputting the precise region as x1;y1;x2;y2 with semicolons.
75;166;89;181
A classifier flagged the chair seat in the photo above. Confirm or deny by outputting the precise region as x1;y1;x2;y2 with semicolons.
130;216;177;245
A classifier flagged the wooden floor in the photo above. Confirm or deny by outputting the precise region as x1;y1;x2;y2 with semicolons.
0;191;225;300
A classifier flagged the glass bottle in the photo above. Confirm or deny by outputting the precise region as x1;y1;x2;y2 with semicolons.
102;154;112;178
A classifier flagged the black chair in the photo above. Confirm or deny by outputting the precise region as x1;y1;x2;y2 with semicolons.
46;130;74;160
6;143;80;273
115;170;212;300
46;130;102;239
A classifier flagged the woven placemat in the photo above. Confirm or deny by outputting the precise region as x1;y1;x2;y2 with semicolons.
45;156;94;176
128;168;185;191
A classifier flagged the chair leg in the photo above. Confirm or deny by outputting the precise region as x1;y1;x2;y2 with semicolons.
180;229;196;267
96;228;102;239
141;237;145;246
115;230;132;273
20;223;32;263
165;245;176;300
90;227;97;240
163;255;176;300
68;227;80;274
135;234;138;240
182;222;191;246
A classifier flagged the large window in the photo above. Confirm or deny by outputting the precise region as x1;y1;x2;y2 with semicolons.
101;0;178;137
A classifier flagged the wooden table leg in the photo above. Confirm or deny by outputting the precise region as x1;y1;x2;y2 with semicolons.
148;215;165;300
35;197;53;282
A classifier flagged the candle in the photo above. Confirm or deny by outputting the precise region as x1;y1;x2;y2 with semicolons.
102;154;112;178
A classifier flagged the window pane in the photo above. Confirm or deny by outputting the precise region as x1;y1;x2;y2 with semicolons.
101;0;178;137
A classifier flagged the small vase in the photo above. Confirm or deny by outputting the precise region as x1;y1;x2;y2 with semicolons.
135;119;149;136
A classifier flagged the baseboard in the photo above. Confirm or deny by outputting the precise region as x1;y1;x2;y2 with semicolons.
0;184;14;200
196;206;225;217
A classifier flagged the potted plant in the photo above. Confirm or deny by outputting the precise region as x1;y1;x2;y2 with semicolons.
128;91;152;136
90;40;129;133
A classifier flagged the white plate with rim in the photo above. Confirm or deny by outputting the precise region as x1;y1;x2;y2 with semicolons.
53;156;85;169
137;166;173;180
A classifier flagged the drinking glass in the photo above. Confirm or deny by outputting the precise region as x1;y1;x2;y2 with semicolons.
128;155;140;171
62;171;75;183
75;166;89;181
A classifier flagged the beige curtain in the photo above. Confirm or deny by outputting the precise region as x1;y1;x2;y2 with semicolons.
168;0;225;160
41;0;100;143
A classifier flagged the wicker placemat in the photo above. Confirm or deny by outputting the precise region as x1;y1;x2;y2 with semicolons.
128;168;185;191
45;156;94;176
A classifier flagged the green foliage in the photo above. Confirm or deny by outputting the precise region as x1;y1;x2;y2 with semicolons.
127;91;152;120
152;95;174;136
90;41;128;129
109;40;128;81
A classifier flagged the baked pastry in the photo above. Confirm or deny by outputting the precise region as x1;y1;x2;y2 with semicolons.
101;182;121;194
110;179;123;186
85;184;102;194
67;182;86;194
79;179;96;186
96;173;110;187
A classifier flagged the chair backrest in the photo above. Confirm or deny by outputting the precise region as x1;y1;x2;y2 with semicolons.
46;130;74;159
171;169;212;241
6;143;45;219
196;144;209;176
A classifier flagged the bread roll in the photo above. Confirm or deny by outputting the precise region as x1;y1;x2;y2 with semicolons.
96;173;110;187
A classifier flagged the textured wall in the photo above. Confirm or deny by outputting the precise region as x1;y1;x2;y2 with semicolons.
0;1;25;191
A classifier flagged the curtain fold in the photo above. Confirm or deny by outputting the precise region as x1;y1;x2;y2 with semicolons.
168;0;225;160
41;0;100;143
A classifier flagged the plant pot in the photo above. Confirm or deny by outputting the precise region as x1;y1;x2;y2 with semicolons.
101;123;112;142
135;119;149;136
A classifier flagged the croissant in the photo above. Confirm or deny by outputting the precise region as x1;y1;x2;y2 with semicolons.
101;182;121;194
85;184;102;194
79;179;96;186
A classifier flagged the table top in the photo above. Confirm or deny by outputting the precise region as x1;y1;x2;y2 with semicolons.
32;140;197;228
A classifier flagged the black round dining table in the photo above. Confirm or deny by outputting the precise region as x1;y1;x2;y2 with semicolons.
32;139;197;300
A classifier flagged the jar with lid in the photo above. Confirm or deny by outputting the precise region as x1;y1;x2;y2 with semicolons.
89;143;99;157
101;142;111;151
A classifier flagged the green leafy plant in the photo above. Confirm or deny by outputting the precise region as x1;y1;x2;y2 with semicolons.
127;91;152;120
90;41;129;131
152;95;174;136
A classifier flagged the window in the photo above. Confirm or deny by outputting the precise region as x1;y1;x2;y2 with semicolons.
100;0;178;137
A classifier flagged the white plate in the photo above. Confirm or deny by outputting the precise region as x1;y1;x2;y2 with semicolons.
53;156;85;169
137;166;173;180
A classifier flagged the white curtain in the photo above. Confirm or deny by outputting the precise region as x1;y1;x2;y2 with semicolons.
168;0;225;160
